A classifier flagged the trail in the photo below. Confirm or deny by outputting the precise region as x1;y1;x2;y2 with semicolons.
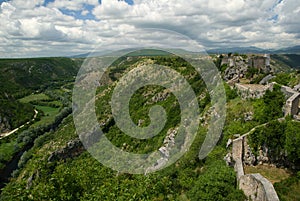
233;118;285;142
0;109;38;139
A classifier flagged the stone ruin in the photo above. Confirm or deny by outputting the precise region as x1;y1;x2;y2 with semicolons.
281;86;300;118
248;54;271;74
228;136;280;201
221;54;271;83
235;83;274;99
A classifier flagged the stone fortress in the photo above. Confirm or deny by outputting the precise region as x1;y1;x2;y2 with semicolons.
219;53;300;119
220;53;300;200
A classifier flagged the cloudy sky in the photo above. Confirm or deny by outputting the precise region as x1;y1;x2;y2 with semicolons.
0;0;299;58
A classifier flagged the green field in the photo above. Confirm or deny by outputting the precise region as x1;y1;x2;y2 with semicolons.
19;93;50;103
245;165;291;184
32;105;60;127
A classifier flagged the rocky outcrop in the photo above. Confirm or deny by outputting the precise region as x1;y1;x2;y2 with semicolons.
145;128;177;174
0;116;11;133
48;139;84;163
221;54;271;83
151;90;170;103
223;56;248;81
243;138;256;166
26;170;39;189
232;138;244;179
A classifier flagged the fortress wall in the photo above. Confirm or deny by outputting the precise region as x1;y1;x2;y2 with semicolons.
239;174;280;201
231;136;280;201
232;138;244;180
281;86;300;117
285;92;300;116
235;83;273;99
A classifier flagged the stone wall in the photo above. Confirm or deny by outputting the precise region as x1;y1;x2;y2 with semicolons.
239;174;280;201
281;86;300;117
232;138;244;180
235;83;274;99
248;54;271;74
231;136;279;201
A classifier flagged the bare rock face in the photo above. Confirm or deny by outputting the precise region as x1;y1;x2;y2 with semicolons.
226;139;232;148
145;128;178;174
48;138;84;163
0;116;11;133
26;170;39;189
244;146;256;166
256;146;269;165
243;138;256;166
151;91;170;103
224;153;233;166
244;112;253;122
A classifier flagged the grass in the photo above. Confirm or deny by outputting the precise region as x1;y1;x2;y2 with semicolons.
19;93;50;103
32;105;60;127
244;165;291;184
276;179;300;201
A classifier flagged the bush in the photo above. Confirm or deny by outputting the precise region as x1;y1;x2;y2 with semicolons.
18;150;32;169
188;160;245;201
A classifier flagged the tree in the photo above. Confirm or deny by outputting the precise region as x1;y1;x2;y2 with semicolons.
285;121;300;165
188;160;245;201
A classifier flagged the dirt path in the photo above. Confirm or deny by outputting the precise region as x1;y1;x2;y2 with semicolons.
0;109;38;139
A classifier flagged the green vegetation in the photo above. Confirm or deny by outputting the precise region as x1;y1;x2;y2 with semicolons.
271;72;291;86
189;160;245;201
248;119;300;168
272;54;300;69
19;93;50;103
245;165;291;184
0;142;19;169
0;55;246;200
253;85;285;123
0;57;80;93
33;106;60;126
224;82;238;101
274;172;300;201
0;98;34;131
2;54;300;200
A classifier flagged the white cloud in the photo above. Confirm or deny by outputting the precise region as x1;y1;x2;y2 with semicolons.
47;0;99;11
0;0;299;57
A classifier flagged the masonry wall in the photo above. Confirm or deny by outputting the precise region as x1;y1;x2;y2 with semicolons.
281;86;300;117
285;93;300;117
239;174;280;201
231;136;280;201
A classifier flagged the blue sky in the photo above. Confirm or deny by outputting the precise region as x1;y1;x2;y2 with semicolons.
0;0;299;57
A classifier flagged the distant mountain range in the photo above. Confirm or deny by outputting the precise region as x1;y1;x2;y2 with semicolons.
207;45;300;54
71;46;300;58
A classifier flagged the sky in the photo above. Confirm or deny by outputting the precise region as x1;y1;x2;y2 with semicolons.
0;0;299;57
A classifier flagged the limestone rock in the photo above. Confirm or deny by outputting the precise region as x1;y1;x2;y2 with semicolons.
224;153;233;166
48;138;84;163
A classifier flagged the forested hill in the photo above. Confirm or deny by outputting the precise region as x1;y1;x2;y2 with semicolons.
0;57;82;97
0;58;82;133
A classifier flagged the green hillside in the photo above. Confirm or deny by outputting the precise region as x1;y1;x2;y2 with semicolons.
271;54;300;69
0;57;81;95
0;55;245;200
1;54;300;200
0;58;81;132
